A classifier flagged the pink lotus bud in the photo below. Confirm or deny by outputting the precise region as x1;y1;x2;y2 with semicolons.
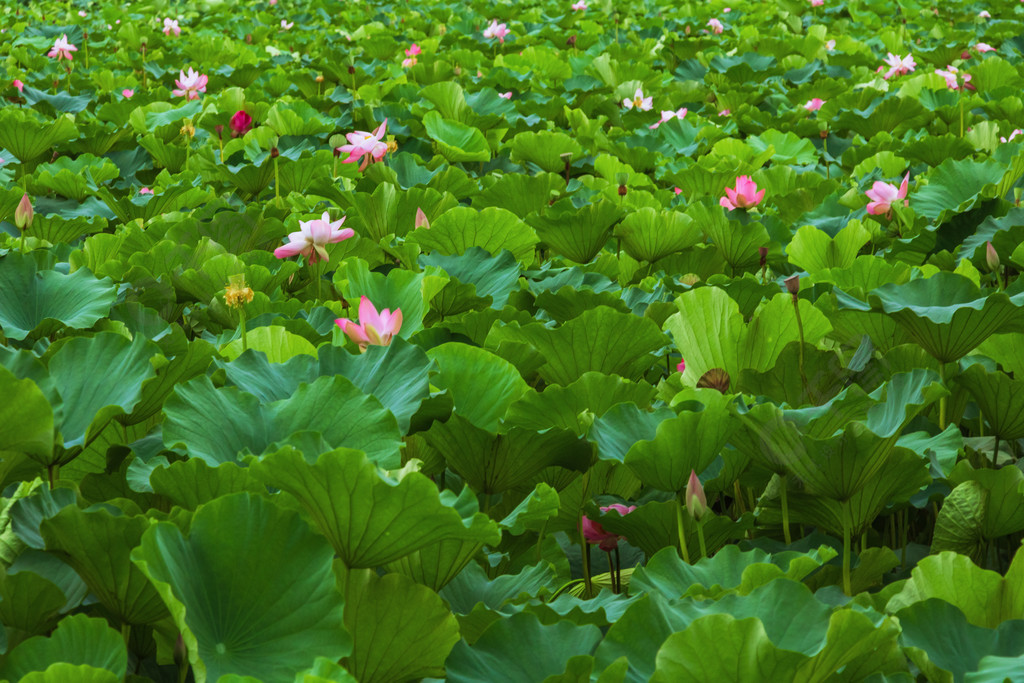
986;241;1000;273
414;207;430;230
230;110;253;137
12;79;24;92
14;194;33;230
676;358;686;373
685;470;707;521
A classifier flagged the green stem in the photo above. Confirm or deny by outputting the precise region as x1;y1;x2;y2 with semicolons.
780;474;792;545
938;362;947;431
959;96;964;138
993;436;1001;468
675;496;691;564
580;471;593;597
20;230;26;253
842;501;852;596
121;622;132;652
614;546;622;594
239;308;247;351
696;518;708;560
274;156;281;208
792;296;809;395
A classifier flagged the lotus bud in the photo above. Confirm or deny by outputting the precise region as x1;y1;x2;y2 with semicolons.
676;358;686;373
986;241;1000;273
616;172;628;196
759;246;768;268
576;409;596;432
315;74;324;83
685;470;707;521
414;207;430;230
1015;188;1022;207
215;124;224;139
15;194;33;230
567;35;577;47
784;274;800;297
224;274;254;308
245;33;253;43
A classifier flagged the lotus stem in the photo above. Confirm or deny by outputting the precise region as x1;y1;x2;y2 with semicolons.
841;502;853;596
604;550;616;593
274;156;281;208
959;97;964;138
675;495;691;564
695;517;708;560
780;474;792;545
580;531;592;597
899;508;907;568
121;622;131;651
733;480;746;516
789;285;810;396
614;546;622;594
979;410;984;438
938;362;947;431
47;464;57;488
994;436;1001;468
861;531;868;553
239;307;248;351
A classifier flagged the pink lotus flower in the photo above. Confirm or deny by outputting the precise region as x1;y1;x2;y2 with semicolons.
499;91;513;99
122;89;134;98
163;18;181;36
686;471;707;521
649;107;687;129
12;79;24;92
581;504;636;551
810;0;823;5
172;67;208;100
281;19;294;29
139;187;153;195
415;207;430;230
673;187;682;195
78;10;86;17
335;296;403;351
273;211;354;262
803;98;825;111
571;0;587;10
1001;129;1023;143
878;53;916;79
677;358;686;373
623;87;653;111
826;39;836;50
936;65;974;90
865;174;909;217
974;42;996;53
720;176;765;211
336;119;389;170
979;10;991;18
483;20;509;43
401;43;420;67
47;35;78;61
230;110;253;137
707;18;724;34
718;109;731;116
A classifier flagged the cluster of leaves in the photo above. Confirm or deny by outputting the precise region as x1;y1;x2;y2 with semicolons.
3;0;1024;680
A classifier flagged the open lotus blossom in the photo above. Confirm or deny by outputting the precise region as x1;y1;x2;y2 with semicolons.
878;52;916;79
571;0;587;10
581;504;636;551
979;10;991;17
163;18;181;36
230;110;253;137
483;20;509;43
335;296;403;351
649;107;687;129
826;39;836;50
677;358;686;373
707;18;724;34
402;43;420;67
336;119;389;170
720;176;765;211
12;79;24;92
47;35;78;61
273;211;354;262
281;19;294;29
718;109;731;116
139;187;153;195
865;173;909;217
172;67;208;100
673;187;682;195
623;87;653;111
122;89;134;98
974;42;996;53
499;91;513;99
935;65;974;90
810;0;823;6
803;98;825;111
1001;129;1023;143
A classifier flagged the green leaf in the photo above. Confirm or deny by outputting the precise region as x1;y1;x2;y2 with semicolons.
131;493;350;683
958;363;1024;441
335;258;449;339
0;366;54;462
787;222;871;274
509;131;584;173
408;206;538;264
251;448;501;567
0;110;78;162
0;614;126;682
445;612;602;683
423;111;491;163
527;199;622;264
427;342;528;431
913;157;1007;226
506;372;656;436
219;326;317;363
615;208;701;263
148;459;264;511
337;565;460;683
18;663;120;683
0;253;116;341
420;247;522;309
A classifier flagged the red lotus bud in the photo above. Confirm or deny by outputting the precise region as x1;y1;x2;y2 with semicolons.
14;193;33;230
230;110;253;137
686;470;707;521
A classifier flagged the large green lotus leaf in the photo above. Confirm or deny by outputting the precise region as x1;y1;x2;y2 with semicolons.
9;485;76;550
596;501;740;561
0;614;126;681
131;493;350;683
505;372;656;436
427;342;528;431
0;366;53;462
591;403;676;463
335;258;449;339
40;506;169;626
665;287;831;389
219;326;317;363
337;564;459;683
614;208;700;263
423;111;490;163
977;333;1024;377
593;592;692;683
148;459;264;511
748;129;819;165
787;222;871;275
896;598;1024;683
487;306;666;385
859;368;947;438
0;253;116;341
526;199;622;264
163;375;402;467
932;467;1024;560
912;157;1007;226
123;336;217;427
296;657;360;683
958;364;1024;441
967;654;1024;682
842;273;1024;361
886;550;1024;629
624;391;735;493
738;342;846;407
687;199;770;269
0;566;66;649
407;207;539;265
216;349;317;403
424;414;592;494
652;608;901;683
445;612;602;683
508;130;584;173
534;287;631;325
95;183;211;224
251;447;500;568
497;482;560;536
317;340;432;434
0;109;78;162
48;333;159;449
420;247;522;310
835;95;931;139
630;544;837;602
472;172;564;218
18;663;120;683
265;101;334;136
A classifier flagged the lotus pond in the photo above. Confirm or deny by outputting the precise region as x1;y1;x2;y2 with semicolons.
4;0;1024;681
